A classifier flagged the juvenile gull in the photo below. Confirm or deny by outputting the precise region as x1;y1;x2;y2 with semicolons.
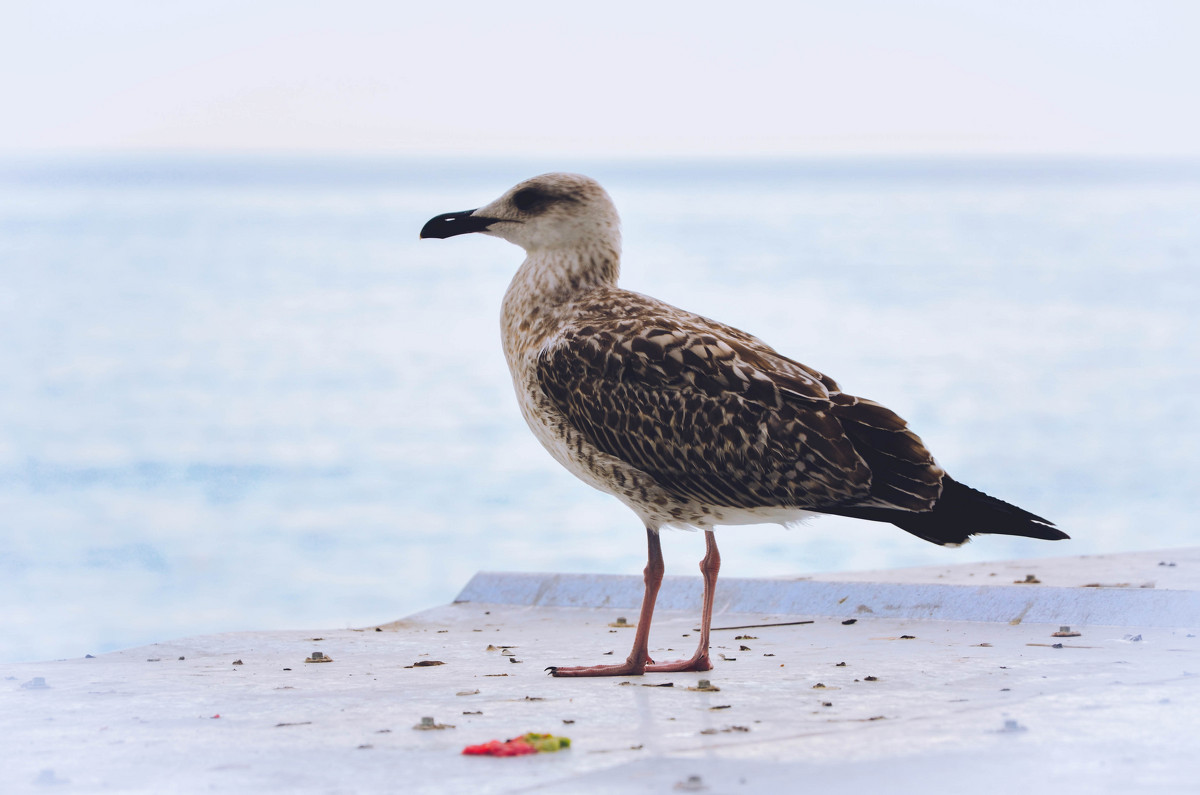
421;173;1067;677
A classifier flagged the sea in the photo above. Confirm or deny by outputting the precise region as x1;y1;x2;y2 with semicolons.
1;156;1197;664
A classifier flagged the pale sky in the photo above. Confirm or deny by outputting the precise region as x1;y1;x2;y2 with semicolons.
3;1;1198;157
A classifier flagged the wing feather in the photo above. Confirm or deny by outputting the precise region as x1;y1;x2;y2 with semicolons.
536;291;943;512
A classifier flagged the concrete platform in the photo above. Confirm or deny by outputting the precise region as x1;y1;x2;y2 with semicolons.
2;548;1197;793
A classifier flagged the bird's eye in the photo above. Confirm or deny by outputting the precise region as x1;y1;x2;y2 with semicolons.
512;187;554;213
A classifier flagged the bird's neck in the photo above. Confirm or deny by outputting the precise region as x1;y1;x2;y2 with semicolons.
512;241;620;300
501;242;620;368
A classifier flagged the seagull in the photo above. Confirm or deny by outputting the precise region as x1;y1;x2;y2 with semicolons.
421;173;1067;677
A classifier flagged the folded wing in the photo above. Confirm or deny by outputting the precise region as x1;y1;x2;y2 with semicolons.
536;293;945;516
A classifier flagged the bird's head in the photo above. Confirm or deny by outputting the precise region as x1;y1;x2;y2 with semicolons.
420;173;620;254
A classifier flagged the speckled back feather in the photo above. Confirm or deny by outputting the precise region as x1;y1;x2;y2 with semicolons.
537;288;945;516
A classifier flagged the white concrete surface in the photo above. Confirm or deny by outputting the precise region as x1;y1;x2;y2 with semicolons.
2;548;1197;793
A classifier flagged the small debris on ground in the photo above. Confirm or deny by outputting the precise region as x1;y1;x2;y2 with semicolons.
675;774;706;791
462;733;570;756
699;726;749;735
709;620;813;631
996;719;1027;733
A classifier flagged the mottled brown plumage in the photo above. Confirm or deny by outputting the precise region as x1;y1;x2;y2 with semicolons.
537;288;942;518
421;172;1066;678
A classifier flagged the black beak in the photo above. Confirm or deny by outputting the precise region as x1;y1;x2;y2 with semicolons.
419;209;505;239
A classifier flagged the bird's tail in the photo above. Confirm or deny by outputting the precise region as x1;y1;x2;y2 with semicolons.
824;476;1068;546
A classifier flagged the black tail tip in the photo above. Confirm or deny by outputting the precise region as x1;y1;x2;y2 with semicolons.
1024;522;1070;542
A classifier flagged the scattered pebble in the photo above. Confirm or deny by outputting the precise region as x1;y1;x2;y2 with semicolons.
675;774;706;791
996;719;1027;734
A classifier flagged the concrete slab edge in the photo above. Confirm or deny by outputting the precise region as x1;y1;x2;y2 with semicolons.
454;572;1199;628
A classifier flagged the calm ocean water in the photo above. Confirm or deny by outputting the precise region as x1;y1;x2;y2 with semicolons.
1;156;1197;664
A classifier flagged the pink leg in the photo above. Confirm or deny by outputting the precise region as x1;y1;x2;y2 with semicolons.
548;527;665;677
645;529;720;673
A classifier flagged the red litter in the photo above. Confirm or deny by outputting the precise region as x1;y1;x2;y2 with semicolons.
462;733;570;756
